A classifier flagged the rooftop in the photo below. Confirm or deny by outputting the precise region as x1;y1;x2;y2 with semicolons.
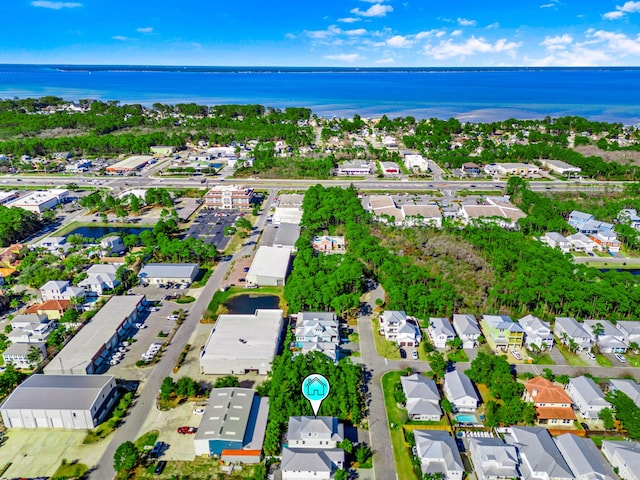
248;246;291;279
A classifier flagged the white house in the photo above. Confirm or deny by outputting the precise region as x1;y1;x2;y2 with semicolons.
427;317;457;349
615;321;640;346
414;430;464;480
468;437;521;480
400;374;441;421
286;416;344;449
554;316;593;352
100;236;126;256
379;310;422;347
444;370;480;413
452;314;481;349
78;264;120;295
519;314;554;351
565;375;611;421
2;342;46;369
9;314;54;344
608;379;640;403
584;319;627;353
541;232;571;253
602;440;640;480
40;280;84;303
555;434;616;480
507;427;574;480
566;233;597;253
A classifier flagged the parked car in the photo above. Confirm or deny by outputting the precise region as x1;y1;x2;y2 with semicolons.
399;348;406;359
412;351;418;360
510;350;522;360
135;323;147;329
615;353;627;363
193;408;205;415
177;426;196;434
154;460;167;475
243;267;250;273
586;352;596;360
150;441;164;458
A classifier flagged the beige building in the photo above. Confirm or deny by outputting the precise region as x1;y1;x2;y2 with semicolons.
204;184;256;209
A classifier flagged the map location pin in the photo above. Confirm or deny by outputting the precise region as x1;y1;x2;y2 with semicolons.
302;373;330;417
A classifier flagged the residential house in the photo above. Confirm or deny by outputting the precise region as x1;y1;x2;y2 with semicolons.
565;376;610;421
414;430;464;480
568;211;595;230
618;208;640;230
567;211;621;253
298;342;338;363
78;264;120;295
542;232;571;253
555;434;616;480
24;299;72;320
583;320;627;353
566;233;597;253
0;267;16;286
427;317;457;349
400;374;442;421
608;379;640;403
9;314;54;344
294;312;340;363
507;427;574;480
2;342;46;369
519;314;554;351
468;437;521;480
31;236;71;256
480;315;524;351
379;310;422;347
614;321;640;347
443;370;480;413
523;377;575;426
601;440;640;480
281;416;345;480
100;236;126;256
40;280;84;303
554;317;593;352
452;314;481;349
311;236;345;254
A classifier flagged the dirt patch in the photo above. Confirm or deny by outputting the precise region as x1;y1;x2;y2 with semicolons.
574;145;640;166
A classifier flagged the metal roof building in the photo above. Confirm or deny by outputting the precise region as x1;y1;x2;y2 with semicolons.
138;263;200;285
106;155;152;173
272;223;300;252
246;246;291;287
193;387;269;463
44;295;145;375
1;374;118;429
200;309;284;375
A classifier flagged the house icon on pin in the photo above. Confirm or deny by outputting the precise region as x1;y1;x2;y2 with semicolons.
304;376;328;399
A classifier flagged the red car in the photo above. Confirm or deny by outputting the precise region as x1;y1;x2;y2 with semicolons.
177;426;196;434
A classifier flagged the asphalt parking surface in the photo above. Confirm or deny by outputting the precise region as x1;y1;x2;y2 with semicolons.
183;208;238;251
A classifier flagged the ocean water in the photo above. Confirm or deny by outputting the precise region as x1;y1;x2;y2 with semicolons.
1;65;640;123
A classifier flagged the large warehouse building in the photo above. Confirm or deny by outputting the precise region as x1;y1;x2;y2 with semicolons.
106;155;152;173
194;387;269;463
0;374;118;429
200;309;284;375
44;295;145;375
246;246;291;287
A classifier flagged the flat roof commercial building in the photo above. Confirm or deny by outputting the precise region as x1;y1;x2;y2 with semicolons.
246;246;291;286
272;223;301;252
7;189;69;213
106;155;152;173
44;295;145;375
200;309;284;375
1;374;118;429
204;184;256;209
194;387;269;463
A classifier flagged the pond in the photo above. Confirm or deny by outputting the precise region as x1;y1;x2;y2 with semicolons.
223;294;280;315
64;225;153;240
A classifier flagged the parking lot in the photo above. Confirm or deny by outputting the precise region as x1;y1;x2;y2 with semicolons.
182;208;239;252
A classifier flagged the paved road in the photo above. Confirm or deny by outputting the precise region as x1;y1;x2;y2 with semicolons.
91;192;275;480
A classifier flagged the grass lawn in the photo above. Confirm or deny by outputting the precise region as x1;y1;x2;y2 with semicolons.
131;456;261;479
372;320;402;360
52;460;89;479
447;349;469;363
556;343;588;367
597;354;614;367
533;354;555;365
134;430;159;450
381;371;417;480
627;353;640;367
590;435;627;447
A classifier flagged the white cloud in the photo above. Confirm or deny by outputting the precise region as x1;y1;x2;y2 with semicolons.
285;33;296;39
589;29;640;55
375;57;395;64
386;35;412;48
541;33;573;49
603;1;640;19
306;25;343;39
540;3;555;7
451;30;462;37
457;17;476;26
325;53;364;62
338;17;360;23
136;27;153;33
415;29;445;40
424;36;521;60
345;28;368;36
351;4;393;17
112;35;129;41
486;22;500;29
31;1;82;9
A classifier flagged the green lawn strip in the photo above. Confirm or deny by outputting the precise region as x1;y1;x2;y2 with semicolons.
381;371;418;480
532;354;555;365
447;350;469;363
134;430;160;450
372;320;402;359
596;354;613;367
555;343;588;367
590;435;628;448
51;460;89;480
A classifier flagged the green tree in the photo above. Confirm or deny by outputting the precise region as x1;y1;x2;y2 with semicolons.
335;470;348;480
160;376;175;401
599;407;615;431
213;375;240;388
338;438;353;454
355;444;372;464
113;441;138;472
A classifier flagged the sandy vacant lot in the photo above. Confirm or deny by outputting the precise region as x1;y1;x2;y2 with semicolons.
575;145;640;166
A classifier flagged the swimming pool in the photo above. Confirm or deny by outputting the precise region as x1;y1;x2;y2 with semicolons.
456;414;478;424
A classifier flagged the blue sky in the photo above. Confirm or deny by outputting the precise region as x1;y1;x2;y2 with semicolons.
2;0;640;66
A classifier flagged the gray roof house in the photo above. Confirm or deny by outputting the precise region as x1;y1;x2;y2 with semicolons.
565;376;611;421
555;434;617;480
380;310;422;347
0;374;118;429
294;312;339;343
9;314;53;344
452;314;481;348
78;264;119;295
414;430;464;480
100;235;125;256
138;263;199;285
281;416;345;480
602;440;640;480
40;280;85;302
584;320;627;353
519;314;554;351
427;317;457;348
443;370;480;413
468;437;521;480
401;374;441;421
554;317;593;352
608;379;640;403
507;427;574;480
2;342;46;369
615;321;640;346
